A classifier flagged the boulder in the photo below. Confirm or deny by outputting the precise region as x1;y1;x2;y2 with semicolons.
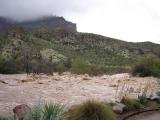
13;104;31;120
149;94;160;101
112;103;126;114
82;77;91;80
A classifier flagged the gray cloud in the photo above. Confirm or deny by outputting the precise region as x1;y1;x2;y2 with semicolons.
0;0;160;43
0;0;99;21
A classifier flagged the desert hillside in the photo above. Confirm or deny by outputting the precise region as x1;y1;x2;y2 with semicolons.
0;16;160;75
0;16;160;120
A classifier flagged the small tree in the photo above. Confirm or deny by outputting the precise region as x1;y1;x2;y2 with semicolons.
21;46;33;74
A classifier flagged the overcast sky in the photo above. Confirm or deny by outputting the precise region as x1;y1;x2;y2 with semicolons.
0;0;160;44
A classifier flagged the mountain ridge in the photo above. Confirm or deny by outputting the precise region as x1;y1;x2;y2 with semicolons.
0;16;77;32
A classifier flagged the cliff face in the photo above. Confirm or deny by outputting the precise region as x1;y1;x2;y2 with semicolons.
0;16;77;32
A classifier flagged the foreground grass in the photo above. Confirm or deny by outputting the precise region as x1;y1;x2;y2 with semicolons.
0;101;117;120
0;102;64;120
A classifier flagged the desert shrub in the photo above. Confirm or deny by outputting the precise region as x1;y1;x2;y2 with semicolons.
132;57;160;77
70;60;106;75
121;97;141;111
156;91;160;97
70;58;131;75
66;100;117;120
88;65;107;76
54;63;70;74
70;58;91;74
138;95;148;105
0;57;24;74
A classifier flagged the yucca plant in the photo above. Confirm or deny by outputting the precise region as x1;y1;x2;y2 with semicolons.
42;103;64;120
24;101;44;120
66;100;117;120
24;102;64;120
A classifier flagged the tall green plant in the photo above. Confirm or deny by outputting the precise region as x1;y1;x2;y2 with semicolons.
42;103;64;120
24;102;43;120
24;102;64;120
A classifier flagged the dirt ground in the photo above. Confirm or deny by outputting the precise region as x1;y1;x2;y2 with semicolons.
0;73;160;116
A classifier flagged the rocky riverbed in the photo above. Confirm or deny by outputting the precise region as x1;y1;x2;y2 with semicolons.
0;73;160;116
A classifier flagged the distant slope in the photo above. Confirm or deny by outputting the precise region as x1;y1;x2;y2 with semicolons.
0;17;15;31
0;16;77;32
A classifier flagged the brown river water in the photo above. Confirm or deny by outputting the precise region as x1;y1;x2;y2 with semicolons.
0;73;160;116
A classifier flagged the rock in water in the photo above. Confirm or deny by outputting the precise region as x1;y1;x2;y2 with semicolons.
13;104;31;120
112;103;126;114
149;94;160;101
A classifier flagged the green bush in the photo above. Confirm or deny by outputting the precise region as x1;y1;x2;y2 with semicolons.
54;63;69;74
121;97;141;111
70;58;131;75
138;95;148;105
70;58;91;74
132;57;160;77
156;91;160;97
66;100;117;120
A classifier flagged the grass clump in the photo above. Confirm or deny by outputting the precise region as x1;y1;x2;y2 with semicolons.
132;57;160;77
121;97;141;111
66;100;117;120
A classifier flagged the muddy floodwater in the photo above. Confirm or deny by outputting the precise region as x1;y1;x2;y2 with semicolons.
0;73;160;116
128;112;160;120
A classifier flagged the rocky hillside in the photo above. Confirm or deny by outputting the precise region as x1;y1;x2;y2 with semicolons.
0;17;160;74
